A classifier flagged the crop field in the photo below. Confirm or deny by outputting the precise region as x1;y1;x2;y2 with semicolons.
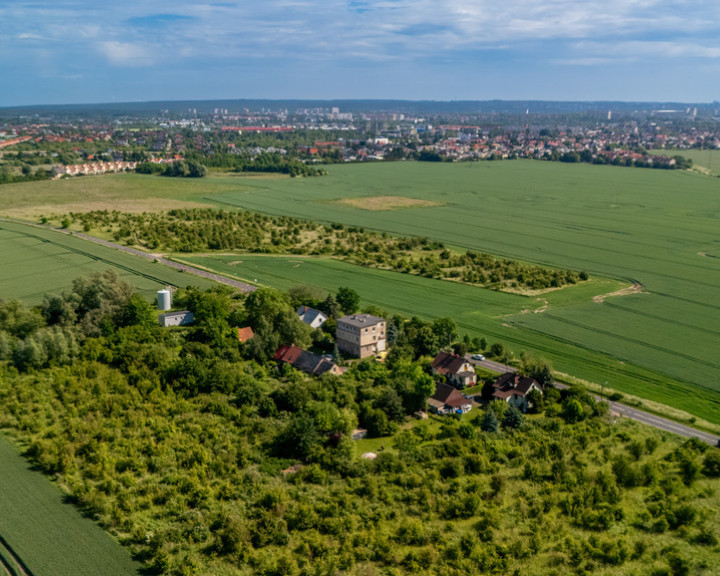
179;253;720;425
199;162;720;396
0;433;139;576
0;220;217;304
649;148;720;176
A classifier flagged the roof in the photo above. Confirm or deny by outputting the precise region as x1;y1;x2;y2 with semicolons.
492;372;542;398
274;345;342;377
158;310;192;319
237;326;254;343
431;352;470;376
297;306;327;326
431;382;470;408
274;344;304;364
337;313;385;328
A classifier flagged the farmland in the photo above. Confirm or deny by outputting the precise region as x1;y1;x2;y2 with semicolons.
0;219;217;304
196;162;720;394
649;148;720;176
0;433;139;576
178;253;720;425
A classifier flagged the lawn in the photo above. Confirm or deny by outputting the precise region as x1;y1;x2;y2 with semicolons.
0;433;139;576
178;253;720;426
0;220;218;304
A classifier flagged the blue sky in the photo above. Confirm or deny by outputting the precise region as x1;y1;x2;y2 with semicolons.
2;0;720;106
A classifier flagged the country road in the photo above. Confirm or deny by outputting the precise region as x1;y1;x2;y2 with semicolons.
70;231;258;293
469;357;720;446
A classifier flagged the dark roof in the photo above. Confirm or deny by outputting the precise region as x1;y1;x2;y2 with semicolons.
492;372;541;399
297;306;327;326
431;351;470;376
337;313;385;328
432;382;470;408
275;345;341;377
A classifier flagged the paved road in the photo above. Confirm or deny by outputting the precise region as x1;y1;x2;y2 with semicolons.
469;357;719;446
71;231;257;293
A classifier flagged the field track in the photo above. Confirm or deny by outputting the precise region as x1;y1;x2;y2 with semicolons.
0;535;32;576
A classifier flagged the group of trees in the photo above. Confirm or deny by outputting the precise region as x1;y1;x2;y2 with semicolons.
136;160;208;178
0;273;717;575
67;208;588;291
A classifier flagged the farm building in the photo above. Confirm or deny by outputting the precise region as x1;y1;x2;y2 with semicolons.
158;310;194;327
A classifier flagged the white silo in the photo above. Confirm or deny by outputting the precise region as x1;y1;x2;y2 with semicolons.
157;289;172;311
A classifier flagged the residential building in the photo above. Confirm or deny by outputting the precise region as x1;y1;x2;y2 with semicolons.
336;314;386;358
274;344;344;377
237;326;254;343
431;352;477;388
296;306;328;329
427;382;473;415
491;372;543;412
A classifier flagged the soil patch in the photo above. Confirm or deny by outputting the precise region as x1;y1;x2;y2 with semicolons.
335;196;443;211
593;282;645;303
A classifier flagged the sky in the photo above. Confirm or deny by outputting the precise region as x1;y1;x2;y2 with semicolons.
2;0;720;106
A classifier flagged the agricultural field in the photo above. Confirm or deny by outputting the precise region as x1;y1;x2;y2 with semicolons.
0;433;139;576
178;254;720;426
649;148;720;176
0;219;217;304
197;162;720;397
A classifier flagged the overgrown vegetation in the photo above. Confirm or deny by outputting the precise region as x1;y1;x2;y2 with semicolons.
0;273;718;575
68;209;586;291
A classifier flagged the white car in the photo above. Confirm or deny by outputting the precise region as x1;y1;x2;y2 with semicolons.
471;354;485;361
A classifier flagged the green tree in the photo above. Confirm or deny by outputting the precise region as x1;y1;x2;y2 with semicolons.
480;409;499;433
336;287;360;315
502;405;523;429
432;317;457;347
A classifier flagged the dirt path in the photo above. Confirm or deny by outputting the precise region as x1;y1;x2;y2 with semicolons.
0;535;33;576
593;282;644;303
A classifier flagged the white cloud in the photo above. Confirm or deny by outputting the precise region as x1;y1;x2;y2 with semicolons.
98;41;156;67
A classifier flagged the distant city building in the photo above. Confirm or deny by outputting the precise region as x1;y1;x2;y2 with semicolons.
336;314;386;358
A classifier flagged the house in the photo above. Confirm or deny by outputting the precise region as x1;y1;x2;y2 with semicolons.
427;382;473;415
491;372;543;412
296;306;328;329
431;352;477;388
237;326;254;343
158;310;194;327
336;314;386;358
274;345;344;377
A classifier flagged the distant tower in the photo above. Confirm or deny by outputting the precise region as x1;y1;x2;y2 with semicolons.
608;111;612;121
157;289;172;311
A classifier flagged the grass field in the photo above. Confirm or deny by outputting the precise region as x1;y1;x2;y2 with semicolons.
0;433;139;576
0;220;218;304
178;253;720;426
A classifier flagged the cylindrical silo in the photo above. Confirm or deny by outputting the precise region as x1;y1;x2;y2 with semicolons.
157;289;172;311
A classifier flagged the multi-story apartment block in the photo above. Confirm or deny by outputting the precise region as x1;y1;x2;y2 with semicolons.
336;314;386;358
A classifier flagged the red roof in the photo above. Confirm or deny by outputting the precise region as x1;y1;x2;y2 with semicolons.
274;344;303;363
237;326;254;343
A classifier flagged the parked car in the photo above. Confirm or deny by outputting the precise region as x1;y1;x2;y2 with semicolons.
471;354;485;361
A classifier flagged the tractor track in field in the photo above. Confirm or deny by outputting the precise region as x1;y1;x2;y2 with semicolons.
0;534;33;576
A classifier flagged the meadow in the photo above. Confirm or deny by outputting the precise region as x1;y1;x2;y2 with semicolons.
178;254;720;426
0;219;217;304
649;148;720;176
0;433;139;576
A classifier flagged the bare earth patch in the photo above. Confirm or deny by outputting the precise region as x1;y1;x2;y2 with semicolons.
593;282;645;303
335;196;443;211
1;199;213;220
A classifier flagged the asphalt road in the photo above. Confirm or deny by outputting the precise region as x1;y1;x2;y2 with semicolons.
469;357;719;446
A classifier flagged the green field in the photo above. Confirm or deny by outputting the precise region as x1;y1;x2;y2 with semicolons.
3;162;720;423
0;220;218;304
0;433;139;576
179;253;720;425
202;162;720;392
649;148;720;176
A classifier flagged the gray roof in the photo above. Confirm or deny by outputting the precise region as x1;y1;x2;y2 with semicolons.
337;313;385;328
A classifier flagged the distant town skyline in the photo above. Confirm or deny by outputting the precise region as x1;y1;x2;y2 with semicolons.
2;1;720;107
